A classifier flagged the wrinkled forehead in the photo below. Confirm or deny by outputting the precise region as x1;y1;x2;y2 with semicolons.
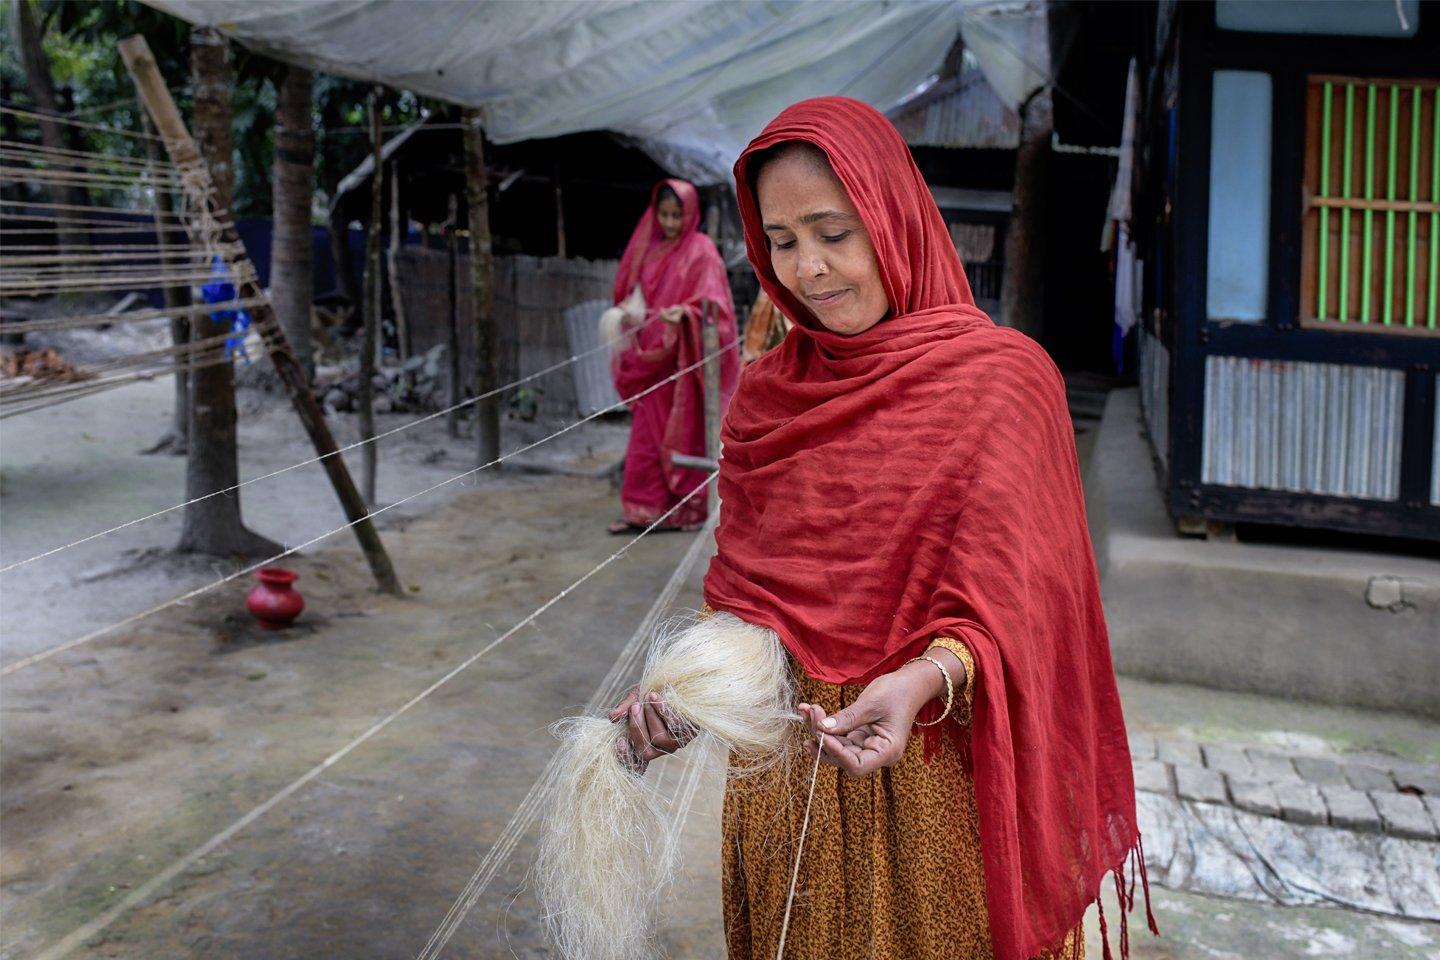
751;145;858;224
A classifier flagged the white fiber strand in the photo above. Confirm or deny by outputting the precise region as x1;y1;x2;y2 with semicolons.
536;612;796;960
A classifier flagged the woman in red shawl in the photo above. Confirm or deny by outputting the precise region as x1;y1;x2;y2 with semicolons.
613;99;1150;959
607;179;739;534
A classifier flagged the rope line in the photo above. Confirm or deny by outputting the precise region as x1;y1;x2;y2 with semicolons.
3;250;223;265
28;475;717;960
0;165;184;190
775;734;825;960
0;316;672;574
0;143;179;173
0;197;199;219
0;340;734;672
0;104;163;140
0;329;267;404
1;243;202;253
0;294;260;336
1;224;186;236
415;510;719;960
0;95;145;121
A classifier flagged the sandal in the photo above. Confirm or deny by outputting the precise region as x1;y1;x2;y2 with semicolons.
607;519;702;535
608;519;645;535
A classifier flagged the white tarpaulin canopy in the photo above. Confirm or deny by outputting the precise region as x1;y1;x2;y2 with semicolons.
144;0;982;184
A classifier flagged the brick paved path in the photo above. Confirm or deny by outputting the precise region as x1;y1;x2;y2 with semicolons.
1129;732;1440;920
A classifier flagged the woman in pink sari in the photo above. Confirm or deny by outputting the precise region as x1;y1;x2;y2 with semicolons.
607;179;739;533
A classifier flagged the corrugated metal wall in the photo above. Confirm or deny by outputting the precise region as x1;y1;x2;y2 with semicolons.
563;299;622;417
1201;356;1404;500
1138;329;1170;469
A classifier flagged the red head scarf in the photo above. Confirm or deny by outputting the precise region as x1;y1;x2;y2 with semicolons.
613;178;707;307
703;97;1148;960
611;179;740;502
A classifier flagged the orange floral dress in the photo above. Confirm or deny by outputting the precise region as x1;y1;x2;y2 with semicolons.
718;634;1084;960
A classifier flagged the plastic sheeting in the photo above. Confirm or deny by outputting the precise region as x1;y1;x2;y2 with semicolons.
144;0;970;184
956;0;1049;111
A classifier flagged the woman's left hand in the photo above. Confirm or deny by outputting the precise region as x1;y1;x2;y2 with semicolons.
657;305;687;324
799;656;951;778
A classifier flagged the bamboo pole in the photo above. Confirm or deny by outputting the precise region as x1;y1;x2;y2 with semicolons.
462;108;499;465
701;299;721;515
388;159;411;386
360;88;382;506
446;193;463;439
119;33;401;596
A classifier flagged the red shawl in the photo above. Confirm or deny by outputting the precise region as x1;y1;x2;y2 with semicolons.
703;97;1150;960
612;179;740;498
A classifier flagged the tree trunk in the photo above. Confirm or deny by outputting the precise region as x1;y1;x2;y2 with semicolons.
999;87;1052;340
143;113;190;456
176;25;280;558
9;0;88;253
359;89;382;506
272;65;315;381
462;108;499;465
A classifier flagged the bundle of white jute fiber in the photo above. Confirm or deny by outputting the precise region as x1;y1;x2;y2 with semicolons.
597;304;627;352
535;610;796;960
598;284;645;354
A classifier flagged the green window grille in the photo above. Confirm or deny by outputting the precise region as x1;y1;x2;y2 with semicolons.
1304;75;1438;335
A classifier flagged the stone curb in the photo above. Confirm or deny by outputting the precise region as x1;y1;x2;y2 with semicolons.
1128;736;1440;840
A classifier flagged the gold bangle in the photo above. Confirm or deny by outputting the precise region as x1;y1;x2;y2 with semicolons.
907;654;954;727
927;637;976;717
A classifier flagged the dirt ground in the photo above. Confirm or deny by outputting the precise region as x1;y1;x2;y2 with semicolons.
0;373;629;667
2;464;723;958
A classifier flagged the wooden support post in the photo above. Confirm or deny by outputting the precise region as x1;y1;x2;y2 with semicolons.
462;108;500;465
701;299;721;513
554;168;567;259
445;194;463;439
119;34;401;596
360;88;382;505
387;159;411;391
671;452;719;472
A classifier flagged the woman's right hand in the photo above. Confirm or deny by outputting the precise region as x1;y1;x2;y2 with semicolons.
607;685;693;773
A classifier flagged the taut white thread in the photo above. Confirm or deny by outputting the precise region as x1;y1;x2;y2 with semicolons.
0;342;733;676
30;475;717;960
0;317;665;576
776;732;825;960
415;510;720;960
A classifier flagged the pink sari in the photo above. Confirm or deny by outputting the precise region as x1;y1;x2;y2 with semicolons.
612;179;739;528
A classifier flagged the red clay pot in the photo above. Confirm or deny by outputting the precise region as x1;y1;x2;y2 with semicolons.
246;567;305;629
